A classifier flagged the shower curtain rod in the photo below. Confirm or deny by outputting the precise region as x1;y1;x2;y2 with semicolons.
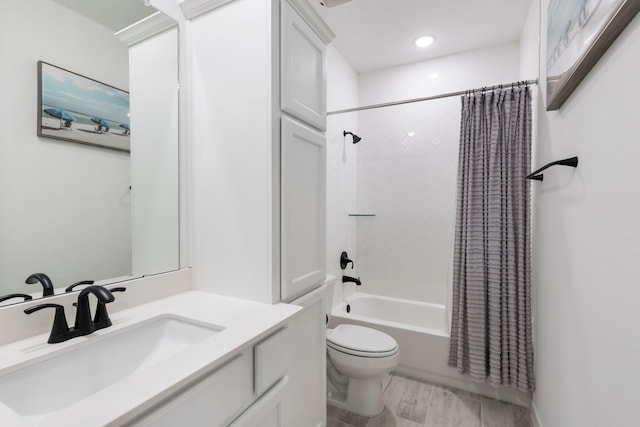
327;78;539;115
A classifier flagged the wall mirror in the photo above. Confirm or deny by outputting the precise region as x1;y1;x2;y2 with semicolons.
0;0;180;305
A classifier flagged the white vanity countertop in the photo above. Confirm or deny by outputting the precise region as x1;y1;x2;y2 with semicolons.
0;291;301;426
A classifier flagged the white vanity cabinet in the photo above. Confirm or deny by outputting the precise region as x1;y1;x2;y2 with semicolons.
127;328;290;427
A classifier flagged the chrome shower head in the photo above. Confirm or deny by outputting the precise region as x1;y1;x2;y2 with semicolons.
343;130;361;144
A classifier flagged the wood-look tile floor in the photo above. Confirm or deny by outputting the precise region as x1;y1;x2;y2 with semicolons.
327;374;532;427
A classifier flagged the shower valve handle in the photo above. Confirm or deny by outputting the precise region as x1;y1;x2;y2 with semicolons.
340;251;354;269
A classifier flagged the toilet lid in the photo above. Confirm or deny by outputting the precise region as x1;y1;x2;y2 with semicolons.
327;324;398;357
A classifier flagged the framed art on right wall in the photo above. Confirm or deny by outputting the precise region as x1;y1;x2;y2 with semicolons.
546;0;640;111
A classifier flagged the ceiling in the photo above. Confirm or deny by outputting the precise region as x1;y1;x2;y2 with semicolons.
307;0;533;73
53;0;156;32
53;0;532;72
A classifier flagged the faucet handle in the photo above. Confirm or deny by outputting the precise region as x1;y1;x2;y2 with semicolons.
93;287;126;328
65;280;95;293
0;293;33;304
340;251;354;269
24;304;70;344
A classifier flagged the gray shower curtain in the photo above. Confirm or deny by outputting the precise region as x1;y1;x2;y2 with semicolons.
448;85;534;391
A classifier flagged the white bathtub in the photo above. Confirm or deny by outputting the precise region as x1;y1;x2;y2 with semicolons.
329;292;531;406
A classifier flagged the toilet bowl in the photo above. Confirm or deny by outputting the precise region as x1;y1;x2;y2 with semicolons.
326;324;399;416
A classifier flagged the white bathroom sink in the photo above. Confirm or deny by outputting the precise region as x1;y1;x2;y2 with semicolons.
0;315;223;420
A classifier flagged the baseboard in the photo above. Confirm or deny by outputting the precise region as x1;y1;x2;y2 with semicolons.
326;395;348;411
531;401;543;427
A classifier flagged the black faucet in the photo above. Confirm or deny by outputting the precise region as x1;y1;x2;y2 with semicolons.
24;285;117;344
25;273;54;297
342;275;361;286
74;286;116;333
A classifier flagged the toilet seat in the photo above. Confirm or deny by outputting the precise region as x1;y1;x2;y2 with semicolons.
327;324;398;358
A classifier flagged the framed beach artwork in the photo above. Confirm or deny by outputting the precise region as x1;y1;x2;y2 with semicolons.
37;61;131;152
546;0;640;110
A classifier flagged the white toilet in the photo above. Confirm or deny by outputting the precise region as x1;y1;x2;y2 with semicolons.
326;324;399;416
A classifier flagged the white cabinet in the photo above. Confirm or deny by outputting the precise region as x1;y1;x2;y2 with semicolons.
187;0;333;304
254;328;289;395
127;352;255;427
230;377;288;427
280;117;326;301
281;0;327;131
127;328;291;427
185;1;333;424
284;285;328;427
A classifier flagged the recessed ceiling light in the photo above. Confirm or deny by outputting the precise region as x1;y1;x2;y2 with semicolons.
428;72;440;79
414;35;435;48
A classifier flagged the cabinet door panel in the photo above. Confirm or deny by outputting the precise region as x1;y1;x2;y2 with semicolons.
281;117;326;301
283;287;327;427
281;0;326;131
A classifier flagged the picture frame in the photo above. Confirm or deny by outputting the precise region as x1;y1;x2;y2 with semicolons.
546;0;640;111
37;61;131;152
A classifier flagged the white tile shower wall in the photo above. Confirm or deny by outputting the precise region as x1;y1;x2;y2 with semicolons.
355;43;520;305
356;98;459;304
326;45;359;302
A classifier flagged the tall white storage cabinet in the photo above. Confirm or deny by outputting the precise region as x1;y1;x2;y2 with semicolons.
188;0;331;303
186;0;333;426
280;1;327;303
279;4;330;426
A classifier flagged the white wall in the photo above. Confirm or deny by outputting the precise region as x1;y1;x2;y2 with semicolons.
532;4;640;427
325;45;358;304
353;43;520;305
0;0;131;296
519;0;540;81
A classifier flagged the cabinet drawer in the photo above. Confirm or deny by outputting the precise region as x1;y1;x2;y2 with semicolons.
128;352;254;427
254;328;289;395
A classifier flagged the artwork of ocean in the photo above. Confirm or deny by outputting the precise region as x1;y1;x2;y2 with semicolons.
39;62;130;152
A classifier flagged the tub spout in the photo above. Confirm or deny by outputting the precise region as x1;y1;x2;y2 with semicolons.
342;275;361;286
